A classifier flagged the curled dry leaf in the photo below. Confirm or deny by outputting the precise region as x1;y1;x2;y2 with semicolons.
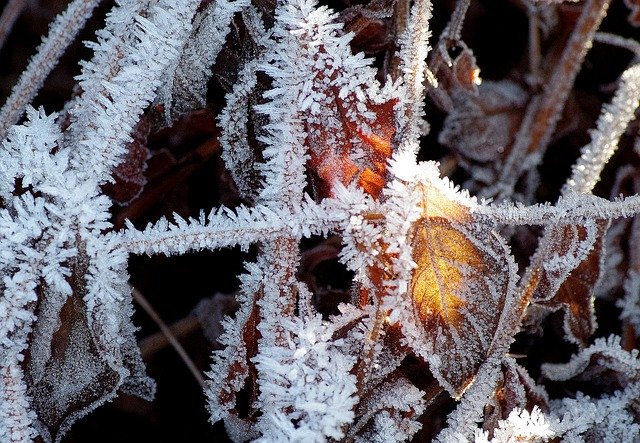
439;80;527;164
406;179;518;397
482;357;549;435
524;219;609;346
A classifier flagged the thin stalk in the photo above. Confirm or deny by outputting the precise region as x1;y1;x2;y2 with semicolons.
487;0;611;200
0;0;101;140
132;287;205;388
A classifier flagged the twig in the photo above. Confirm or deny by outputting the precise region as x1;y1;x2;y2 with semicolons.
527;2;543;88
132;287;206;388
594;32;640;58
139;314;201;357
428;0;471;76
0;0;101;140
0;0;26;52
487;0;611;200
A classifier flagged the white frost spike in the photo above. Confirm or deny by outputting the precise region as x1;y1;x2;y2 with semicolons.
474;407;556;443
253;315;358;442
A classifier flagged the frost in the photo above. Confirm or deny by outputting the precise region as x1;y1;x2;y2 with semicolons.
474;407;555;443
253;315;358;442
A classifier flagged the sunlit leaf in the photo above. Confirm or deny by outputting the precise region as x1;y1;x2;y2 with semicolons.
407;179;518;397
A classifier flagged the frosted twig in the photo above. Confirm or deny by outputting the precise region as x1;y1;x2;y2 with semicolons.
64;0;201;185
429;0;471;74
395;0;433;150
0;0;26;52
564;63;640;194
482;194;640;226
488;0;611;200
594;32;640;57
0;0;101;140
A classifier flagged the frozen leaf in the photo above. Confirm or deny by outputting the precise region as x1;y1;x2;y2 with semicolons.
259;0;400;199
406;176;518;397
27;293;153;443
304;69;398;199
482;358;549;434
205;287;260;427
342;5;393;55
439;80;527;164
525;219;609;345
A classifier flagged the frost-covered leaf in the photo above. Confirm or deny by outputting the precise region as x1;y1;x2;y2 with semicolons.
405;173;519;397
439;80;527;164
27;293;153;443
525;219;609;346
205;284;260;428
259;0;400;198
482;358;549;435
102;117;150;206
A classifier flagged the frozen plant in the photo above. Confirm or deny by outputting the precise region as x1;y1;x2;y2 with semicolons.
1;0;640;442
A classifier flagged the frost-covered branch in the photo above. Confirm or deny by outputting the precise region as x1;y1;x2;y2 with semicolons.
0;0;101;140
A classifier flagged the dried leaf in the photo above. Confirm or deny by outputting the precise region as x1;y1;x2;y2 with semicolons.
306;92;397;199
342;4;393;55
27;293;153;443
482;358;549;434
407;179;518;397
297;29;398;199
439;80;527;164
525;219;609;346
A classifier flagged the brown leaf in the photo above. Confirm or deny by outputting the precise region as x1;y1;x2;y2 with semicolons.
407;180;518;397
483;358;549;433
525;219;609;346
306;89;396;199
27;292;153;443
439;80;527;164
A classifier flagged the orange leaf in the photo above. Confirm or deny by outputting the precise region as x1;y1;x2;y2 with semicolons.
302;45;397;199
406;180;517;397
